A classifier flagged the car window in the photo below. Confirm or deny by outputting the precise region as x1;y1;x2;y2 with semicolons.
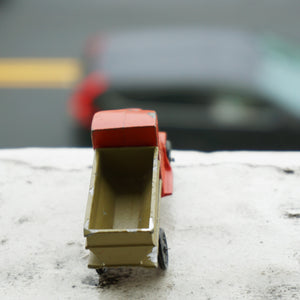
258;37;300;117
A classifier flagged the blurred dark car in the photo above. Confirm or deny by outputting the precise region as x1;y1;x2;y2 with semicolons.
69;27;300;150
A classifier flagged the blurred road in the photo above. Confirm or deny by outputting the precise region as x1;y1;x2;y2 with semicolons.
1;0;300;147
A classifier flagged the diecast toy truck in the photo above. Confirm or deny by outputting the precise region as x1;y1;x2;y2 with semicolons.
83;108;173;273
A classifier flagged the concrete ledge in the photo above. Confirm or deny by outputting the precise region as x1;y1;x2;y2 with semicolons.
1;148;300;299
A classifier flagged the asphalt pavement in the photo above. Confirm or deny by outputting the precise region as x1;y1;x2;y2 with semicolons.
1;0;300;147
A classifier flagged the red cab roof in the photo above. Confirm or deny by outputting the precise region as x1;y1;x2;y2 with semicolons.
91;108;159;148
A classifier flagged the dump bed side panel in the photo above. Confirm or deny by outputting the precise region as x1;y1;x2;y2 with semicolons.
88;246;158;268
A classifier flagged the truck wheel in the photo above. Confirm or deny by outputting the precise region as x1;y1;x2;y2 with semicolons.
96;268;107;275
166;140;172;162
158;228;168;270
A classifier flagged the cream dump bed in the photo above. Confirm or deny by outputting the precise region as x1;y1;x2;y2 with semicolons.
84;147;161;267
89;147;156;230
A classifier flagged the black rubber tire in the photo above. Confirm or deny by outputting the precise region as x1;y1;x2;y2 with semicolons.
96;268;107;275
158;228;168;270
166;140;172;162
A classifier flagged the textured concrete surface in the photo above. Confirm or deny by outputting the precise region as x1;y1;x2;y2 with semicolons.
1;148;300;299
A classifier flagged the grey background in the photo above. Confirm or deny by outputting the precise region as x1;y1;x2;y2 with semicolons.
1;0;300;147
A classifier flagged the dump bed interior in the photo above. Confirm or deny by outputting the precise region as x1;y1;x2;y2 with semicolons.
89;147;156;230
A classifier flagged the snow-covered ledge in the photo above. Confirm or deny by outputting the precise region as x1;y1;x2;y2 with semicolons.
1;148;300;299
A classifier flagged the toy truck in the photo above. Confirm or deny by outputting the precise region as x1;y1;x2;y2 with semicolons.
83;108;173;273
